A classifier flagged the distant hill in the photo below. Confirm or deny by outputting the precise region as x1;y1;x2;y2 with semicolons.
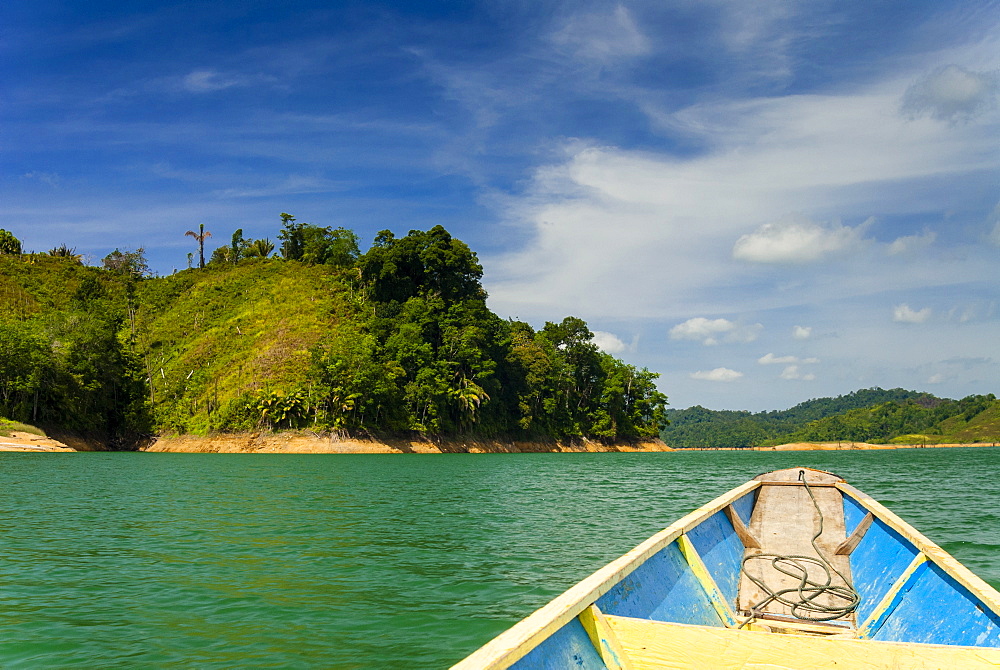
788;393;999;445
659;388;972;449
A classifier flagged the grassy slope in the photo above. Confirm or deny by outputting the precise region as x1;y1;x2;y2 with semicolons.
135;259;351;432
892;401;1000;444
0;254;126;316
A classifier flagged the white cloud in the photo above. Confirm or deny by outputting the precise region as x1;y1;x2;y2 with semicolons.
927;373;945;384
691;367;743;382
902;65;999;123
780;365;815;381
888;229;937;256
733;216;869;264
212;175;347;198
792;325;812;340
759;353;819;365
180;69;273;93
183;70;242;92
551;5;650;64
591;330;626;353
893;304;932;323
669;317;762;345
487;78;1000;320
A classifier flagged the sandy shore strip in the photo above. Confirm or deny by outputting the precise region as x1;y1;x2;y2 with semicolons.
679;441;999;451
144;433;674;454
0;432;76;452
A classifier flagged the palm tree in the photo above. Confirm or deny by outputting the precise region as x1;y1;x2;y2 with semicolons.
185;223;212;269
47;244;83;263
244;238;275;258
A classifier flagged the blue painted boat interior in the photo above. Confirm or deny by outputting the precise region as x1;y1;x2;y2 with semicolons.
595;541;723;626
840;491;1000;647
509;618;608;670
510;482;1000;668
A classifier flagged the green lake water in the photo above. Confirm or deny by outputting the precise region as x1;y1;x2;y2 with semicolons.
1;448;998;668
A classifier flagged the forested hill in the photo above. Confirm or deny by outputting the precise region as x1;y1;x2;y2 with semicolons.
0;221;666;449
661;389;1000;448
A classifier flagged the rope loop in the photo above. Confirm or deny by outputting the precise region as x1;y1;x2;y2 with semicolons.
740;470;861;624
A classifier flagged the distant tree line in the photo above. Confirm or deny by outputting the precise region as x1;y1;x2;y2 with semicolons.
661;388;998;448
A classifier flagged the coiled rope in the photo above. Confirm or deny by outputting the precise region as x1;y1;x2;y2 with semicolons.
738;470;861;625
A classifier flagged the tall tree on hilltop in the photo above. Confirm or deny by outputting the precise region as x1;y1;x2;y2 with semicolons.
0;229;22;255
185;223;212;269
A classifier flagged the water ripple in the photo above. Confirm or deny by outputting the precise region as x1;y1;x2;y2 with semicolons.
0;448;997;667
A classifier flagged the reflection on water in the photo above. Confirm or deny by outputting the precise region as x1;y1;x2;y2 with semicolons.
0;448;997;668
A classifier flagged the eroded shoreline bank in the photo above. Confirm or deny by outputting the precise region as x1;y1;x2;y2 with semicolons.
4;432;995;453
143;433;675;453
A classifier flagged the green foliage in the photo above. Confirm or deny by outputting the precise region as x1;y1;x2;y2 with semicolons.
662;389;1000;448
47;244;82;262
134;258;346;434
0;258;152;448
278;213;359;267
0;223;667;444
244;238;275;259
230;229;244;263
0;229;22;255
102;248;150;278
789;393;999;444
359;226;484;305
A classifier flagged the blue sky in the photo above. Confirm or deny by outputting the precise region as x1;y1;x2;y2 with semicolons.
3;1;999;411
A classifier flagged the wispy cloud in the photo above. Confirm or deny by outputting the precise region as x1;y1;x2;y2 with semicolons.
888;228;937;256
759;353;819;365
902;65;999;123
212;175;349;199
22;171;61;187
550;5;650;65
181;69;257;93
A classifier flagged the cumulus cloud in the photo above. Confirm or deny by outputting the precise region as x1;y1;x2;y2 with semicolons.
902;65;999;123
759;353;819;365
591;330;626;353
691;367;743;382
780;365;815;381
669;317;762;345
733;216;869;264
888;229;936;256
893;304;932;323
792;325;812;340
